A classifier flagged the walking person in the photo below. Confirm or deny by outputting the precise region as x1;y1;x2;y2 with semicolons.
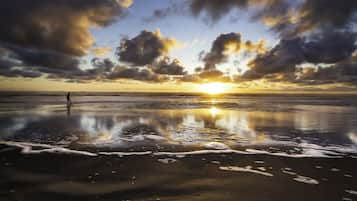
66;92;72;116
66;92;72;106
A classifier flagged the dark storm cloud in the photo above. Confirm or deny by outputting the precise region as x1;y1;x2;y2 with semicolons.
202;32;265;70
151;57;187;75
242;31;357;80
0;0;127;56
116;30;179;66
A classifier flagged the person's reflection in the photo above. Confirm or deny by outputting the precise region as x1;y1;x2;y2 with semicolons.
67;103;71;116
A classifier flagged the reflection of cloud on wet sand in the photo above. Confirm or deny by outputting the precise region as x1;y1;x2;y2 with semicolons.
161;107;269;146
348;132;357;145
78;116;133;144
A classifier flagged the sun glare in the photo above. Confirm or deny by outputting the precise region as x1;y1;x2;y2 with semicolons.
198;82;227;95
209;106;220;116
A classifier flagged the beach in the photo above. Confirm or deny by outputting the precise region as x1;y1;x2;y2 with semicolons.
0;93;356;201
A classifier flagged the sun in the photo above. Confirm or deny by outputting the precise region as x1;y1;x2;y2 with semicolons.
209;106;220;116
198;82;227;95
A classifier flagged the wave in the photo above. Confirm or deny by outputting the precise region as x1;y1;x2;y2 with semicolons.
1;140;356;159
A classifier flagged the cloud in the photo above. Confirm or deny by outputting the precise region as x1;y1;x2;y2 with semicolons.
202;32;266;70
145;0;269;24
179;69;231;83
91;47;112;56
2;43;80;71
185;0;357;86
143;2;185;23
117;30;181;66
189;0;256;22
198;69;224;79
88;58;116;78
0;0;131;81
151;56;187;75
272;0;357;37
0;0;128;57
179;74;202;83
188;0;357;37
146;0;357;87
1;0;356;88
294;56;357;85
0;64;42;78
242;31;357;80
238;52;357;86
0;45;186;83
106;66;168;82
0;44;116;82
0;42;85;80
61;58;115;82
116;0;133;8
45;57;115;82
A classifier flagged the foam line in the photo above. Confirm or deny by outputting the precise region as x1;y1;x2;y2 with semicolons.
99;151;152;157
0;141;356;159
219;166;274;177
245;149;343;158
153;149;251;156
0;141;97;156
293;175;319;185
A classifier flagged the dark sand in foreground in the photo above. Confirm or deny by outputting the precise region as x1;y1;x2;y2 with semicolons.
0;145;356;201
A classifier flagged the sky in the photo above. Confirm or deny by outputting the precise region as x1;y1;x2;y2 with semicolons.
0;0;357;93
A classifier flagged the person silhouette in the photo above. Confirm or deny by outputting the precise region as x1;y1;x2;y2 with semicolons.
66;92;72;106
66;92;72;116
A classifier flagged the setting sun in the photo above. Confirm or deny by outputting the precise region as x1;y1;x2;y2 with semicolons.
209;106;220;116
198;82;227;95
